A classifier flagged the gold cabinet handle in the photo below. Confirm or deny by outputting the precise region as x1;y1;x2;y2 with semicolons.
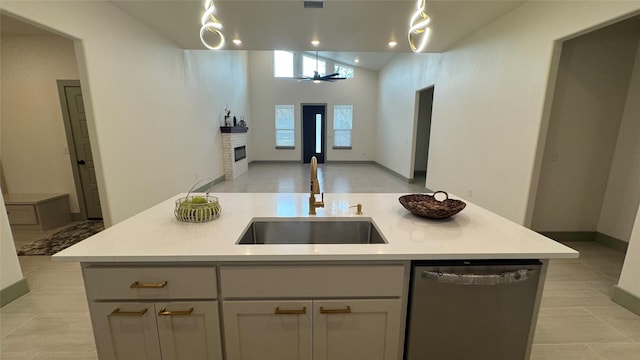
158;308;194;316
130;281;168;289
320;306;352;314
274;306;306;315
111;308;148;316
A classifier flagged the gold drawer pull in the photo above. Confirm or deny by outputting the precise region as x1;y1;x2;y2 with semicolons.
130;281;168;289
158;308;194;316
111;308;148;316
274;306;306;315
320;306;352;314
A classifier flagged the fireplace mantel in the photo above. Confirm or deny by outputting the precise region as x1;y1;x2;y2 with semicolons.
220;126;249;133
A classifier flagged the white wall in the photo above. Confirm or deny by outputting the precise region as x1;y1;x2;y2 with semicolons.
532;19;639;235
377;1;640;224
0;191;24;292
0;1;249;225
247;51;377;162
598;42;640;241
1;35;81;212
618;207;640;298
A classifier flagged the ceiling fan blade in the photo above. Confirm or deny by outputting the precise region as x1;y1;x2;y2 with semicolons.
323;73;341;78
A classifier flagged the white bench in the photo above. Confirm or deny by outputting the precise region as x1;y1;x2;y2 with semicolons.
5;193;70;230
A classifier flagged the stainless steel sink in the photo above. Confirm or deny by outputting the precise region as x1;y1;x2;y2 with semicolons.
237;219;387;245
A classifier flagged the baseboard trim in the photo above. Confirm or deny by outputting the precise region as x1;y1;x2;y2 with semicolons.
374;163;413;183
325;160;375;164
1;278;29;307
595;232;629;252
249;160;301;164
538;231;629;252
538;231;596;242
194;175;225;193
611;285;640;316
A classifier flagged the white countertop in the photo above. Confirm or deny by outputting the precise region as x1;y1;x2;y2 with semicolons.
53;193;578;262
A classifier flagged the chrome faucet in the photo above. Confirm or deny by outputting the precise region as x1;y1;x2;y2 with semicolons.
309;156;324;215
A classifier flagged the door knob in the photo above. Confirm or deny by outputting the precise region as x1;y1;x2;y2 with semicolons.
77;160;86;165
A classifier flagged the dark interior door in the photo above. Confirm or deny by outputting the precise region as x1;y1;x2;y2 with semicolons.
64;85;103;219
302;105;326;163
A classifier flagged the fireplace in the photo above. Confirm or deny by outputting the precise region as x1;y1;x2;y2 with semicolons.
220;127;248;180
234;146;246;162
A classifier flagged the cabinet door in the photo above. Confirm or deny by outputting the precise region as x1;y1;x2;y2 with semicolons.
90;302;162;360
155;301;222;360
313;299;403;360
223;300;312;360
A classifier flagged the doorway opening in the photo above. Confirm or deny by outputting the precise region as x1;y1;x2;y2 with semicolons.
530;16;640;249
302;104;326;164
412;86;434;185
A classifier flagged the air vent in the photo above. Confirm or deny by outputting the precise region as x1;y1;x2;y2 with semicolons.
304;1;324;9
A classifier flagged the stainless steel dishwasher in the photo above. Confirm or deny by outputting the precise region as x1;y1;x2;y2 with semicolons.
405;260;542;360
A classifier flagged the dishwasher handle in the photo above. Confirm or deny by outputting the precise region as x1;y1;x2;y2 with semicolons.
421;269;536;285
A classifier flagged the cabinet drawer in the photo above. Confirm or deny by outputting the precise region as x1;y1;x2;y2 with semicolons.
220;265;405;298
83;266;217;300
6;204;38;224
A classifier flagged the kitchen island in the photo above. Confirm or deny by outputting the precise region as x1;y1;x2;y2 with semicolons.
54;193;578;360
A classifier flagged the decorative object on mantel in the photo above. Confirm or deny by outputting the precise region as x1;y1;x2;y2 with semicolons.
238;116;246;127
219;126;249;133
224;105;231;126
399;191;466;219
175;178;221;223
233;116;237;126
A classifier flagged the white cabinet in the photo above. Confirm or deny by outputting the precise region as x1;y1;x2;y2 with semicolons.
223;299;402;360
220;264;407;360
313;299;402;360
223;300;313;360
83;265;222;360
90;302;161;360
81;263;408;360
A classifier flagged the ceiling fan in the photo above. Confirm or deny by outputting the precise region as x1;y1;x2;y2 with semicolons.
295;51;347;83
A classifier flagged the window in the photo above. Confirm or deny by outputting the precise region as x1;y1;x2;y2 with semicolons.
333;105;353;148
274;51;294;77
303;54;326;76
275;105;295;147
334;64;355;79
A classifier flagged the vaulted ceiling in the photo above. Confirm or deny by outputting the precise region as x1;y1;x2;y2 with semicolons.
2;1;526;70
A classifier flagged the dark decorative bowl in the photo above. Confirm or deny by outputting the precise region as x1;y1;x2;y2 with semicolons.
399;191;466;219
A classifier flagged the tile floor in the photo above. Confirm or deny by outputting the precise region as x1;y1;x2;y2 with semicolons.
2;163;639;359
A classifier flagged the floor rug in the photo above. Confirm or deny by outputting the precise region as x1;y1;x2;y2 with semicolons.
16;220;104;256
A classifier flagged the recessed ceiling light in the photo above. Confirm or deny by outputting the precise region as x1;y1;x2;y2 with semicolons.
388;41;398;48
354;58;360;63
311;40;320;47
232;38;242;46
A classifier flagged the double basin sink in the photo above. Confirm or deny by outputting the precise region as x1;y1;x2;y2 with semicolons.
237;218;386;245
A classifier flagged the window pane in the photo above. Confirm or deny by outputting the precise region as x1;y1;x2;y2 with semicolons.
334;130;352;147
315;114;322;154
333;105;352;147
303;55;326;76
275;105;294;129
335;64;354;79
333;105;353;130
274;51;293;78
276;130;295;146
275;105;295;146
